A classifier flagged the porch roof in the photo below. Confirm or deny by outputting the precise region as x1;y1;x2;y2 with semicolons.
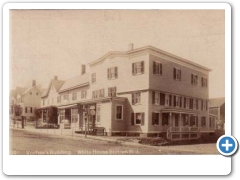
36;106;57;110
161;108;198;115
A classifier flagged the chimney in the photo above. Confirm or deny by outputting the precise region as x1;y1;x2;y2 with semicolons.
32;80;36;87
54;76;58;80
81;64;86;75
129;43;134;51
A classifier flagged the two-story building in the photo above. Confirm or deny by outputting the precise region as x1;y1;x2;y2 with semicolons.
10;80;45;121
39;44;214;140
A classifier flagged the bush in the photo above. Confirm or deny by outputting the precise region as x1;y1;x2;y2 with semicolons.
138;137;169;146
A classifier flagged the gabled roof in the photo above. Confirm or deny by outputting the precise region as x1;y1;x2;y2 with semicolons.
41;79;65;97
59;73;89;93
88;45;211;72
209;97;225;108
22;85;46;95
10;87;27;98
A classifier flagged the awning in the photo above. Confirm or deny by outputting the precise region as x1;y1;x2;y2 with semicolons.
58;104;78;109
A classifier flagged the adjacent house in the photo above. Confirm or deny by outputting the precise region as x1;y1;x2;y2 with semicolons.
10;80;46;121
209;98;225;130
39;44;215;140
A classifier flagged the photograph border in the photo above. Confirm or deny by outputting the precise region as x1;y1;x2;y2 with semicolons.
3;2;231;175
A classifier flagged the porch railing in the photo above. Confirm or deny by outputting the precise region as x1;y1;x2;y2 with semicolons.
167;126;201;141
168;126;200;133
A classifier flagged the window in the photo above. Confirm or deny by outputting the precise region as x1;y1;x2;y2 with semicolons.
107;67;118;79
152;91;160;105
174;96;181;107
202;100;207;110
25;107;27;113
30;92;32;95
72;92;77;101
160;93;165;105
57;96;61;103
165;94;170;106
209;117;215;128
81;90;87;99
52;98;54;104
92;89;105;99
71;108;78;123
108;87;117;97
132;92;141;105
152;112;159;125
99;89;105;98
63;94;69;100
48;99;49;105
201;117;206;127
91;73;96;83
132;61;144;75
36;92;38;96
173;67;181;81
96;105;101;122
202;77;208;88
116;105;123;120
193;99;198;110
182;115;189;126
131;112;144;125
43;99;45;106
162;113;169;126
190;115;198;127
184;98;190;108
191;74;198;86
59;109;65;123
153;61;162;75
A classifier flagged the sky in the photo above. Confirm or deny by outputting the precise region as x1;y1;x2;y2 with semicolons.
9;10;225;98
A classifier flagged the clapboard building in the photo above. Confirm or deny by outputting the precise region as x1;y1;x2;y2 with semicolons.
39;44;214;140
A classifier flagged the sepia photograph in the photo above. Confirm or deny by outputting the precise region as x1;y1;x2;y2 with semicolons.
9;8;225;156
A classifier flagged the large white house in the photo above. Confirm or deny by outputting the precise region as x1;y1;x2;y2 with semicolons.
38;44;215;140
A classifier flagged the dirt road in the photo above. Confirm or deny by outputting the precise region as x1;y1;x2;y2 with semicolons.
10;129;218;155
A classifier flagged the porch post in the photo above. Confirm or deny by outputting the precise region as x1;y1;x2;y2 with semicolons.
179;113;182;126
169;113;172;126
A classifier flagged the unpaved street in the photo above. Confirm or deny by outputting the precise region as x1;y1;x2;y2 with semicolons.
10;129;218;155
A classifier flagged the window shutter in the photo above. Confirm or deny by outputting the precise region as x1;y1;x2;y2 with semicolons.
114;87;117;97
184;97;186;108
115;67;118;78
180;97;182;107
132;93;135;104
173;96;176;107
108;88;110;97
153;61;156;74
160;93;165;105
173;68;176;79
191;74;193;85
132;63;135;75
107;69;110;79
201;77;203;87
169;95;172;106
152;112;155;125
141;61;144;73
179;70;181;81
131;113;134;125
206;101;208;111
201;100;203;110
160;63;162;75
196;99;198;109
152;91;155;104
141;113;145;126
